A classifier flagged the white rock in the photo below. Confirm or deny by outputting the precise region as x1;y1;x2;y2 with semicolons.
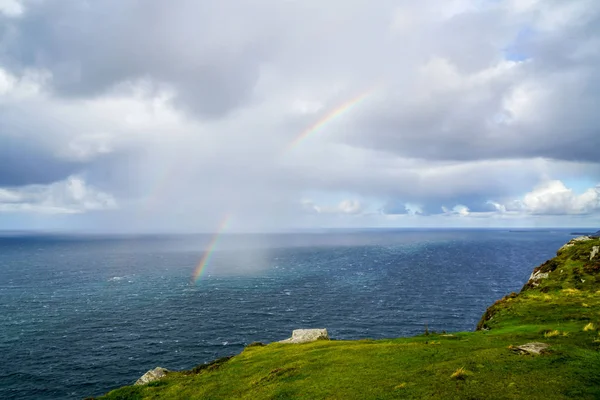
279;329;329;344
558;236;592;253
527;270;549;287
135;367;169;385
590;246;599;261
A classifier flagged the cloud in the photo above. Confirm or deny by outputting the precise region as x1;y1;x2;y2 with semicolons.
0;0;287;117
515;180;600;215
377;180;600;219
0;0;22;17
337;1;600;164
442;204;470;217
0;0;599;231
301;199;364;215
0;176;117;214
338;200;363;215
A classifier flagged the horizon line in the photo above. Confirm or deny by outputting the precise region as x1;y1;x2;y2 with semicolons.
0;227;597;237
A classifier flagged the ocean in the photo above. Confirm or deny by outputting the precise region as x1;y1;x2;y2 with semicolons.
0;229;576;399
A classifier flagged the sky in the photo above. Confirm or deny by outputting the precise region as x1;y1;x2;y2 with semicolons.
0;0;599;232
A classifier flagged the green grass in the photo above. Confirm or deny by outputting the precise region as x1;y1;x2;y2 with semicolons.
94;237;600;400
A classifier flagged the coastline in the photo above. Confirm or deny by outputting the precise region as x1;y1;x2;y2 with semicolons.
94;236;600;399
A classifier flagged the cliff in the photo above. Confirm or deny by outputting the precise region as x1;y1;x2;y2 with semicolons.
93;237;600;399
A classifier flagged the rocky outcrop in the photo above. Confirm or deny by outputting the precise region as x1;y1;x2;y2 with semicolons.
279;329;329;344
135;367;169;385
527;270;549;287
558;236;593;253
590;246;599;261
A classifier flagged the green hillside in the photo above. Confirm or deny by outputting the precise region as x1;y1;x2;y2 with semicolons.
93;237;600;399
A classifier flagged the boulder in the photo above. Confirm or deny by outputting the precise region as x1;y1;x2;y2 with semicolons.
135;367;169;385
527;270;549;287
510;342;549;355
590;246;599;261
279;329;329;344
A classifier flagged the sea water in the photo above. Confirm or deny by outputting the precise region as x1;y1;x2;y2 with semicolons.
0;229;575;399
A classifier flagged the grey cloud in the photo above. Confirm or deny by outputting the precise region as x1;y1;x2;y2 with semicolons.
351;61;600;163
341;2;600;164
0;135;81;186
0;175;117;213
1;0;283;117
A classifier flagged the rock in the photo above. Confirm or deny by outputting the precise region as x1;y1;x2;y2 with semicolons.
135;367;169;385
510;342;549;355
527;270;549;287
279;329;329;344
590;246;599;261
558;236;593;253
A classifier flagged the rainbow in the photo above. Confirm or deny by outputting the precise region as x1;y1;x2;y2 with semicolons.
286;85;379;152
191;213;232;283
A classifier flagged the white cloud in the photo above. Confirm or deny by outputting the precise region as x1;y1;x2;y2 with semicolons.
0;0;23;17
404;203;425;216
338;199;363;215
487;201;507;213
300;198;364;215
519;180;600;215
442;204;470;217
0;176;117;214
0;68;48;100
484;180;600;217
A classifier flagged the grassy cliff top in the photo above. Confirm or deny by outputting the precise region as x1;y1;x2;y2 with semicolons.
95;237;600;400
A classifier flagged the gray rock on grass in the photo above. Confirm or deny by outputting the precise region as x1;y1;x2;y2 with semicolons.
135;367;169;385
510;342;549;355
279;329;330;344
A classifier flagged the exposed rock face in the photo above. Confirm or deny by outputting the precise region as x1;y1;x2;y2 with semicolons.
135;367;169;385
510;342;549;355
558;236;592;253
529;271;548;286
279;329;329;344
527;270;549;287
590;246;599;261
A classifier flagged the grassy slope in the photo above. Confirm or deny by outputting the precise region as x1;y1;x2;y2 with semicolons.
95;238;600;400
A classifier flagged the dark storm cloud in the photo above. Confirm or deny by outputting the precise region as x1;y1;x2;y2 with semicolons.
0;0;280;117
0;135;80;186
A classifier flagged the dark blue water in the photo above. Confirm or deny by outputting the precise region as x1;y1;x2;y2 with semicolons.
0;229;575;399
